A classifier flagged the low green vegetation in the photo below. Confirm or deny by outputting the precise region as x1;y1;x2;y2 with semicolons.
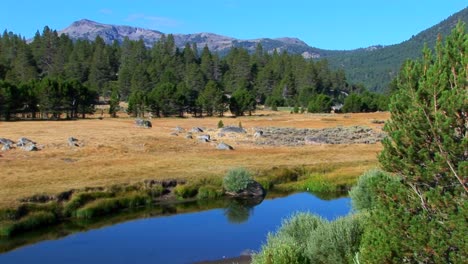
223;167;253;193
75;193;150;219
252;213;363;264
0;211;57;237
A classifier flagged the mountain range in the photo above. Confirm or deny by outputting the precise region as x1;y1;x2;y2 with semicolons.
59;7;468;92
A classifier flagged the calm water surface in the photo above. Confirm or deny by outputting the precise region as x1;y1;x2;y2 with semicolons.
0;192;350;264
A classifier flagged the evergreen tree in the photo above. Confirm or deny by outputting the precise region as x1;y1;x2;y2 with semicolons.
88;36;112;93
361;22;467;263
307;94;332;113
109;86;120;118
198;80;225;116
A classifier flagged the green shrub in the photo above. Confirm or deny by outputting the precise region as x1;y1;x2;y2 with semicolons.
197;186;223;199
348;169;395;211
174;184;198;199
252;213;323;264
253;213;364;264
252;233;307;264
305;215;363;264
217;120;224;128
0;211;57;237
223;167;253;193
293;105;299;113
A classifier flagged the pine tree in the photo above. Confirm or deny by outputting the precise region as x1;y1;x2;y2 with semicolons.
109;86;120;118
361;22;467;263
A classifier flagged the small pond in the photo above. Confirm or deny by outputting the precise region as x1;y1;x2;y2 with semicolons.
0;192;350;264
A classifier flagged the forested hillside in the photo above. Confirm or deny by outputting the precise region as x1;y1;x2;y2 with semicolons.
0;27;387;120
325;7;468;92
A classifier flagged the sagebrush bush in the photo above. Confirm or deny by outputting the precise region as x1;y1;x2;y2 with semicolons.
253;212;364;264
305;215;363;264
252;233;307;264
223;167;253;193
252;213;323;263
348;169;395;211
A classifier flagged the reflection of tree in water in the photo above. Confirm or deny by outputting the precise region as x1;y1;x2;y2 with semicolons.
223;196;264;224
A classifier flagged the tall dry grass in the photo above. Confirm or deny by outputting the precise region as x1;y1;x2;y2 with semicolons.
0;111;388;208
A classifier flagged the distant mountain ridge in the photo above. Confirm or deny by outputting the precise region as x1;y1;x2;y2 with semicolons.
59;7;468;92
59;19;323;58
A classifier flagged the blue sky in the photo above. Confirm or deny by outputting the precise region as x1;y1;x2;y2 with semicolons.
2;1;467;50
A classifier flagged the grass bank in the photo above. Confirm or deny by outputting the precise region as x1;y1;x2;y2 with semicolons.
0;160;372;238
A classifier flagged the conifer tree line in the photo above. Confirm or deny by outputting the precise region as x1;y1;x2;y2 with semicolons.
0;26;388;120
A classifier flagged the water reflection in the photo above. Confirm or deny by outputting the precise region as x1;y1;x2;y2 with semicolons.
224;197;264;224
0;191;348;264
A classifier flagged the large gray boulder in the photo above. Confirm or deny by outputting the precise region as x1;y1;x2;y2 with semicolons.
217;142;233;150
225;180;265;198
191;127;204;133
220;126;246;134
0;138;14;145
254;131;263;138
23;144;38;151
198;135;210;142
68;137;79;147
17;137;35;147
1;144;12;151
135;119;152;128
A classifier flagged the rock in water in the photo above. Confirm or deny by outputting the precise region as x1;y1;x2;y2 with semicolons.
226;180;265;198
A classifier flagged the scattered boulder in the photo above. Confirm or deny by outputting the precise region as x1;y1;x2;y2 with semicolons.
225;180;265;198
254;131;263;138
16;137;35;147
199;138;210;143
170;132;178;136
135;119;144;127
68;137;79;147
143;120;152;128
191;127;204;133
174;126;185;133
198;135;211;142
185;134;193;139
220;126;247;134
217;142;234;150
23;144;38;151
1;144;12;151
0;138;14;145
135;119;152;128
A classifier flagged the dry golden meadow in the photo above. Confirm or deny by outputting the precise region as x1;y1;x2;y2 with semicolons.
0;110;389;208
